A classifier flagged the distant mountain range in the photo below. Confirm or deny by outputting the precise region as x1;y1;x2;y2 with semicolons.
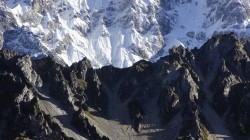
1;0;250;68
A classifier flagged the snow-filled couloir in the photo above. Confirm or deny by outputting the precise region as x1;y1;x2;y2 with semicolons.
1;0;250;68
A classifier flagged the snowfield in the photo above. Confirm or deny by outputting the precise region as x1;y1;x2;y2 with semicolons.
2;0;250;68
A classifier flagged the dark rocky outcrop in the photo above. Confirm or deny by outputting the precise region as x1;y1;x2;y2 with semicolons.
0;49;106;139
71;108;109;140
1;33;250;139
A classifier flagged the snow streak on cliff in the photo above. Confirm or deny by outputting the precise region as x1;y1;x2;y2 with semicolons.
1;0;250;68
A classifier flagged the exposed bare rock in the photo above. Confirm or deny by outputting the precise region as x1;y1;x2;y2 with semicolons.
1;33;250;139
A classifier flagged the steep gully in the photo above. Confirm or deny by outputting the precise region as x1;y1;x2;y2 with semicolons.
1;33;250;139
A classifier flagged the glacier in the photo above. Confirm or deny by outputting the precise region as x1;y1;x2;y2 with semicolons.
1;0;250;68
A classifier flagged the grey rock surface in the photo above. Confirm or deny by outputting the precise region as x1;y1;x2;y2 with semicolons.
1;33;250;139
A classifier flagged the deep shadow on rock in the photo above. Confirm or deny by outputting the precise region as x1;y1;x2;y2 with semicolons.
1;33;250;139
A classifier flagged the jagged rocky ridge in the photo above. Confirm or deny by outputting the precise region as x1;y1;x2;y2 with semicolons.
1;33;250;139
1;0;250;68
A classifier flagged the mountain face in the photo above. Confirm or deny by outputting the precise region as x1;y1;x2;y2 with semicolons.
1;33;250;139
1;0;250;68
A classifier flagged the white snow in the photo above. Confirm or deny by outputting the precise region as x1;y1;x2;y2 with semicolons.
2;0;250;68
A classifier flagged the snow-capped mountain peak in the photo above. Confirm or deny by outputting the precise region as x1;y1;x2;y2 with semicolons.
1;0;250;68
